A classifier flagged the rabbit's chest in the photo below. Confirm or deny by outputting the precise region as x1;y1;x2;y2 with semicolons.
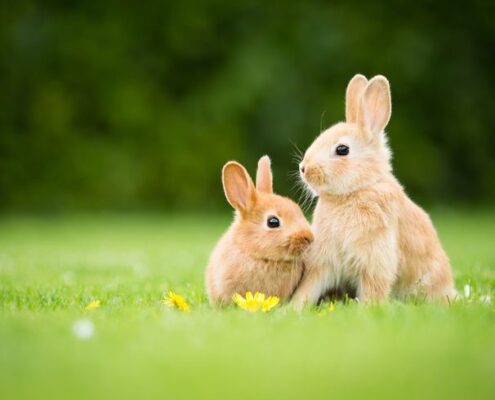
240;261;303;299
314;204;356;245
311;202;369;279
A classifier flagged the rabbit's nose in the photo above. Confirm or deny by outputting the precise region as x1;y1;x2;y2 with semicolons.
300;164;305;174
289;229;314;253
300;229;314;245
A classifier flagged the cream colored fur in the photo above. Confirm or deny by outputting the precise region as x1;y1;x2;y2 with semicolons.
206;156;314;305
292;74;456;308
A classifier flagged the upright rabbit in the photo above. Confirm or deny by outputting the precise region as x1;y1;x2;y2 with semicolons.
206;156;314;305
292;74;456;307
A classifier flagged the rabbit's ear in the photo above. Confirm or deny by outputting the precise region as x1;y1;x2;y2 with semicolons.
222;161;256;212
358;75;392;141
256;155;273;194
345;74;368;123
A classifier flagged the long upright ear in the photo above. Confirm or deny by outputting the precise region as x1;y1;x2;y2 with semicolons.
222;161;256;213
357;75;392;141
255;155;273;194
345;74;368;123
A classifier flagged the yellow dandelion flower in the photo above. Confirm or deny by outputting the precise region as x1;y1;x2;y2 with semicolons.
232;293;247;308
233;292;280;313
233;291;260;312
261;296;279;312
253;292;265;302
85;300;101;311
163;291;190;312
317;302;336;317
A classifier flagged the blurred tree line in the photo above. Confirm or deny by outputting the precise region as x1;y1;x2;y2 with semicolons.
0;0;494;212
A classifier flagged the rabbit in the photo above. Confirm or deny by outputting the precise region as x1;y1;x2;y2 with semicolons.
292;74;456;308
206;155;314;305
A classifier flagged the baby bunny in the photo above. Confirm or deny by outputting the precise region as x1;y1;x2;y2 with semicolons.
206;156;314;305
292;74;456;307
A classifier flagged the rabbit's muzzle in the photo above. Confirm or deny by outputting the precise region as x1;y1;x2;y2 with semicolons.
288;229;314;255
301;164;326;187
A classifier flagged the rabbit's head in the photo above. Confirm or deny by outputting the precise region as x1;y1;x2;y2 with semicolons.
300;74;393;196
223;156;313;262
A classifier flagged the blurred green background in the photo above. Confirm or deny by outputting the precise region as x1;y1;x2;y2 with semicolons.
1;0;494;212
1;3;495;400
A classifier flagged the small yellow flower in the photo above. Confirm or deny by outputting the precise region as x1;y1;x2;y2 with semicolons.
85;300;101;311
261;295;279;312
163;291;190;312
233;291;280;313
317;302;336;317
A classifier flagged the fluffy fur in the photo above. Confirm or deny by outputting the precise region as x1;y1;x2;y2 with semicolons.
206;156;314;305
292;74;456;307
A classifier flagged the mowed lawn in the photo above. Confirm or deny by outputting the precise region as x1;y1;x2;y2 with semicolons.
0;211;494;400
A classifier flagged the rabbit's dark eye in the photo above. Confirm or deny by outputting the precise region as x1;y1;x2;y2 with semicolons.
267;216;280;229
336;144;349;156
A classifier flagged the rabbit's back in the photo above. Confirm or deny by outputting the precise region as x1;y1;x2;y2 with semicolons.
393;196;455;299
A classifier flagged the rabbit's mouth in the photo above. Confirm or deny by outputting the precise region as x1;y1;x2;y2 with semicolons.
286;244;309;258
252;232;313;263
300;164;327;194
287;230;314;256
258;245;310;263
259;256;300;264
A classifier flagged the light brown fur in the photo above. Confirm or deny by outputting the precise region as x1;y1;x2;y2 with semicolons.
206;156;313;305
293;75;456;307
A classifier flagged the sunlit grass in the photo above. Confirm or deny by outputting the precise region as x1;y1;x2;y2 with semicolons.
0;211;494;400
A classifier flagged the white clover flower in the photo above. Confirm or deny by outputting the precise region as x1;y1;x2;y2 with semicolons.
72;319;95;340
463;284;471;298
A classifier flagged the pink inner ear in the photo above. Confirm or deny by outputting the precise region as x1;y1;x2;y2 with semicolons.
231;174;248;209
369;109;382;132
368;112;377;132
367;91;386;133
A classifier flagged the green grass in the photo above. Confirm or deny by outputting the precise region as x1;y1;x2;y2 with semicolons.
0;211;494;400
